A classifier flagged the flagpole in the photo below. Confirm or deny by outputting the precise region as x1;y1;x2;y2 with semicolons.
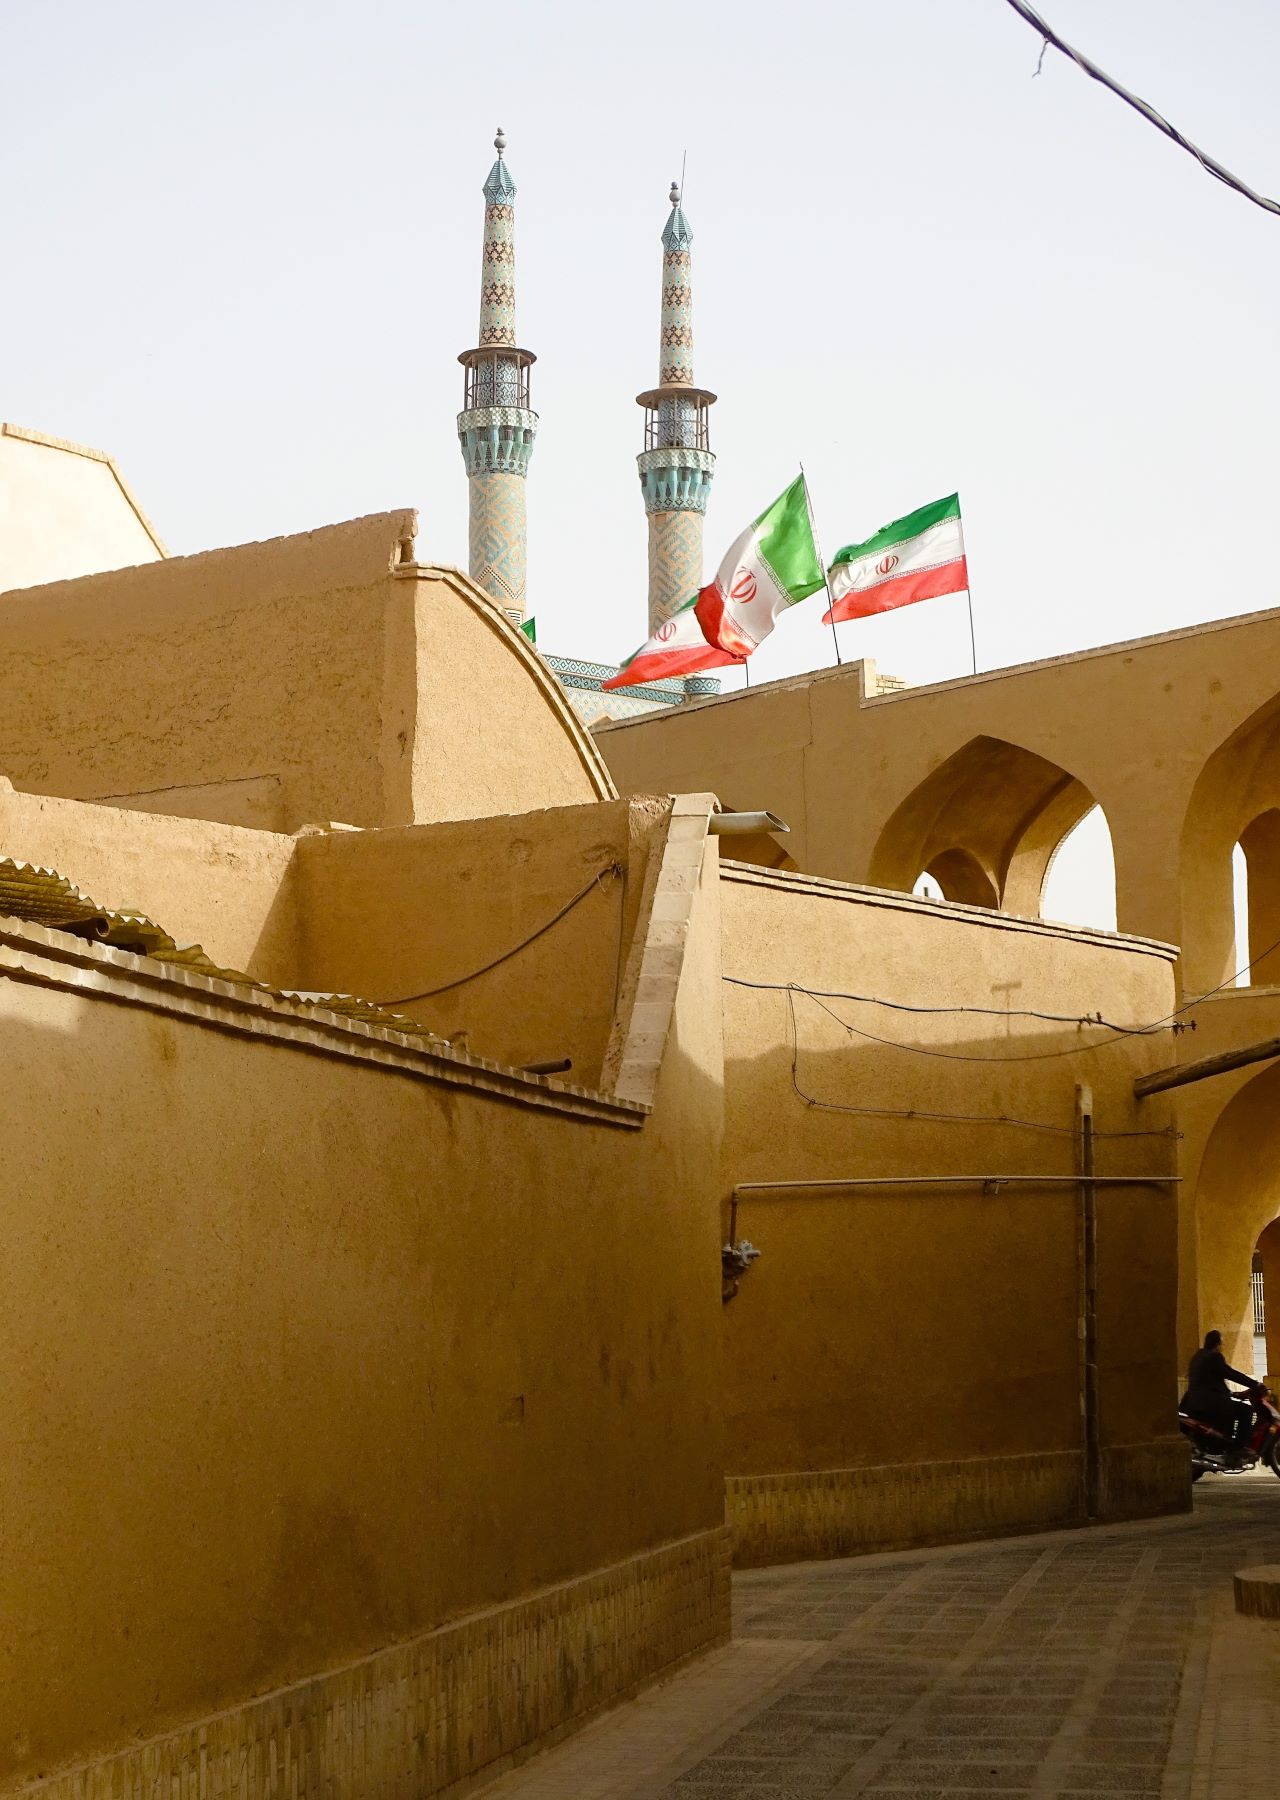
799;464;843;667
965;588;978;676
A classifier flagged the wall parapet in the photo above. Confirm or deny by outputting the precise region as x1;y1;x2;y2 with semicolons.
719;859;1179;960
0;915;647;1129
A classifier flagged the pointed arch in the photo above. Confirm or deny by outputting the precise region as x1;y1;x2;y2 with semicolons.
869;734;1111;921
1182;691;1280;990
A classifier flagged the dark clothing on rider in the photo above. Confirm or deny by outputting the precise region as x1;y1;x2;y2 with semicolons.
1182;1346;1256;1448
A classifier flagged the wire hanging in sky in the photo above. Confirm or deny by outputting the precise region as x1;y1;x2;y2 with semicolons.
1000;0;1280;220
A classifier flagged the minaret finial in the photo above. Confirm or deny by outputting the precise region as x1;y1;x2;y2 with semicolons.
669;179;680;207
495;126;506;155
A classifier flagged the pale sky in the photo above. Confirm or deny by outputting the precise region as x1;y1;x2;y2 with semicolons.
5;0;1278;924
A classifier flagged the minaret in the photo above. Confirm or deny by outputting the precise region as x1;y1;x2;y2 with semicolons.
457;128;538;625
636;182;716;633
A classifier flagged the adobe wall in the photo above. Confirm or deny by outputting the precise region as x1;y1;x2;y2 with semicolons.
0;423;165;593
0;784;298;982
294;797;673;1085
408;566;616;823
598;607;1280;1366
717;864;1184;1565
0;831;726;1796
0;517;613;836
596;605;1280;963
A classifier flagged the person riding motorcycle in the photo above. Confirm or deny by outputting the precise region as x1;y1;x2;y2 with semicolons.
1180;1329;1261;1464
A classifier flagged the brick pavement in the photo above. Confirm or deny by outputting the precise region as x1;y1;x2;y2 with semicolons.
478;1474;1280;1800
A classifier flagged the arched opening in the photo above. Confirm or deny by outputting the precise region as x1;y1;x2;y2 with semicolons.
1041;805;1117;932
1193;1056;1280;1371
1182;695;1280;991
911;847;998;909
871;734;1113;923
1234;811;1280;986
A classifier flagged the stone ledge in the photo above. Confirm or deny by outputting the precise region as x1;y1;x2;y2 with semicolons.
0;916;646;1131
720;858;1178;960
3;1527;733;1800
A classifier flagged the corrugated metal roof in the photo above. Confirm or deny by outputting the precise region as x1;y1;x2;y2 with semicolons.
0;857;446;1046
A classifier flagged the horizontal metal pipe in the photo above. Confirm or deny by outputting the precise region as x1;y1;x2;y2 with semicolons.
732;1174;1180;1194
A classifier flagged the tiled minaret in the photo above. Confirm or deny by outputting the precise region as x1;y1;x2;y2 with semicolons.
457;129;538;625
636;182;717;633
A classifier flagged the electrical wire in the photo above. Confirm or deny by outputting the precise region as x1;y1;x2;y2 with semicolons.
783;989;1178;1139
378;863;621;1006
727;923;1280;1066
1001;0;1280;220
725;973;1139;1033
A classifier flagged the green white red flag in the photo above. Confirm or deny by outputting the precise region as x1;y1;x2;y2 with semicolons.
601;595;741;691
824;494;967;624
694;475;827;657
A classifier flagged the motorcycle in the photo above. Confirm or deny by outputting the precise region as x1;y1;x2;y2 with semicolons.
1179;1383;1280;1480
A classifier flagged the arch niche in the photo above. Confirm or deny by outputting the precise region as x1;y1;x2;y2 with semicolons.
869;734;1113;922
1183;693;1280;992
1193;1055;1280;1373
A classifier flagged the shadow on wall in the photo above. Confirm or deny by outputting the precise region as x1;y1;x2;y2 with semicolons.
1194;1055;1280;1371
873;735;1116;927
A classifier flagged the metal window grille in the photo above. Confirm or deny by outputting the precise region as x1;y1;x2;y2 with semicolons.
1253;1267;1266;1336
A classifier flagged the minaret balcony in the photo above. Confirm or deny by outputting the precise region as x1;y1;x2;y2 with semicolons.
458;345;536;411
457;407;539;478
636;447;716;516
636;383;716;452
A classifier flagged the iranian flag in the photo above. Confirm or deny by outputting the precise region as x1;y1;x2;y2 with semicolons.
824;494;968;623
601;595;742;691
695;474;827;657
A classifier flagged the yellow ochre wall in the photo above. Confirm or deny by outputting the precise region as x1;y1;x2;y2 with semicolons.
0;841;726;1795
295;798;673;1085
595;615;1280;964
717;864;1183;1565
597;613;1280;1367
0;423;166;594
0;516;613;836
0;783;299;982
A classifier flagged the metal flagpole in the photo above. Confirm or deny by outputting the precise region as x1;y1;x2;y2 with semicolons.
965;588;978;676
800;463;843;667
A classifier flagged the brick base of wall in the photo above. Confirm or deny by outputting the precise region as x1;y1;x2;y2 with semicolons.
727;1442;1190;1568
7;1527;732;1800
1099;1437;1192;1522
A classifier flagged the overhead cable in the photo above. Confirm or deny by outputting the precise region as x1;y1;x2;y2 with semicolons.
379;862;621;1006
782;990;1176;1139
725;972;1141;1033
1001;0;1280;220
728;923;1280;1065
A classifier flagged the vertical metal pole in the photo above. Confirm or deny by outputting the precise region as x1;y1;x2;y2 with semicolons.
965;588;979;676
1077;1082;1100;1519
800;466;843;666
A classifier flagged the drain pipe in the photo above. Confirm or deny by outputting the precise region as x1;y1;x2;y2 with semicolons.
731;1174;1178;1194
1077;1085;1101;1520
709;811;790;836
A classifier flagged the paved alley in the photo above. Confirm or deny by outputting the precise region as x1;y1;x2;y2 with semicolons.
481;1475;1280;1800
